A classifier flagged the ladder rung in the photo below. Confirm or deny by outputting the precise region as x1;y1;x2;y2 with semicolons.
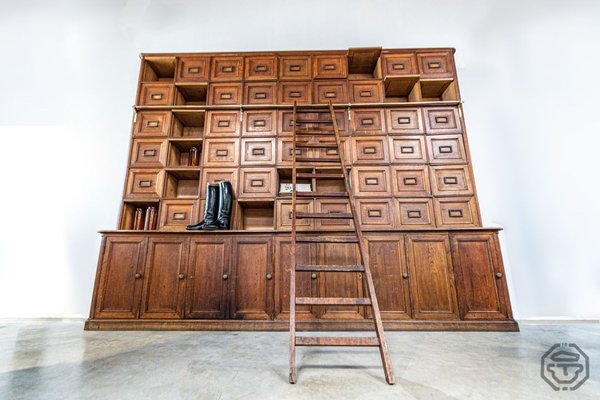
296;236;358;243
296;212;352;219
295;120;333;124
296;264;365;272
295;336;380;347
295;130;334;135
295;143;338;149
296;173;345;179
296;191;348;198
296;109;331;113
296;297;372;306
295;157;340;163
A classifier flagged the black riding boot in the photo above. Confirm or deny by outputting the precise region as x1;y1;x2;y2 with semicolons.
216;181;233;229
186;183;219;230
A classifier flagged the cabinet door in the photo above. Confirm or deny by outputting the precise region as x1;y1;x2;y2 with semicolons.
316;242;365;320
139;237;188;319
274;237;318;320
94;236;146;319
451;233;509;320
230;237;274;320
405;234;459;320
366;235;411;320
185;237;231;319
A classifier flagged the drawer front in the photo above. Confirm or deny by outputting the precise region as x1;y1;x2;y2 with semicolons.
381;53;418;76
239;168;277;198
386;108;424;134
391;166;431;197
350;81;383;103
313;55;348;79
206;111;240;137
352;167;391;197
210;56;244;81
276;199;313;230
434;197;480;227
244;82;276;105
424;107;462;134
176;57;210;82
351;137;389;164
203;139;240;167
200;168;238;198
417;52;454;78
430;165;473;196
389;136;427;164
245;55;278;81
130;140;166;168
315;199;353;230
243;110;276;136
139;83;174;106
356;199;394;229
426;135;467;164
278;138;310;165
351;109;385;134
208;83;243;105
396;199;435;227
134;111;171;137
126;169;163;199
279;56;312;80
278;81;312;104
315;139;349;163
314;81;348;104
241;138;276;165
159;200;198;230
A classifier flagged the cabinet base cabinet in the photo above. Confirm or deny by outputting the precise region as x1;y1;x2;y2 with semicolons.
87;230;518;332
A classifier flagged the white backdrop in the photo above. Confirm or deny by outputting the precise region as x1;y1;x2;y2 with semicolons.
1;0;599;319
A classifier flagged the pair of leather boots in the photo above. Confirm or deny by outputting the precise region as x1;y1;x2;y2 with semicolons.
186;181;233;230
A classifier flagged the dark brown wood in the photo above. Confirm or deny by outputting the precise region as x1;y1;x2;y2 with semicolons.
296;264;365;272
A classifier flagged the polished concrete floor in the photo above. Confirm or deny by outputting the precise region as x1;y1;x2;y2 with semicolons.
0;321;598;400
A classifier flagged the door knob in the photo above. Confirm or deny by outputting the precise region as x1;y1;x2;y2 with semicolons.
311;273;317;279
222;274;228;280
266;273;273;280
495;272;503;279
178;273;185;280
402;272;409;279
134;273;142;279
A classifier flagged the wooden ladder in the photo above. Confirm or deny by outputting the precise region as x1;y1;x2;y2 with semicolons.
288;101;395;385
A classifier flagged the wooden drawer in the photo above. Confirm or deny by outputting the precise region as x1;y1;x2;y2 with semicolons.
244;82;276;105
389;136;427;164
134;111;171;137
241;138;276;165
130;139;166;168
417;52;454;78
426;135;467;164
396;199;435;227
176;56;210;82
424;107;462;134
351;136;389;164
352;167;391;197
380;53;418;76
278;138;310;165
430;165;473;196
434;197;480;227
278;109;347;136
138;83;174;106
276;199;313;230
349;81;383;103
239;168;277;198
391;166;431;197
210;56;244;81
206;111;240;137
351;109;385;134
203;138;240;167
208;83;242;105
356;199;394;229
159;200;198;230
314;139;349;163
386;108;424;134
279;55;312;80
244;55;278;81
126;169;163;199
315;199;353;230
200;168;238;198
313;54;348;79
314;81;348;104
242;110;276;136
278;81;312;104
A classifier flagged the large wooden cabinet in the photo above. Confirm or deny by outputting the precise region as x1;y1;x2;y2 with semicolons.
87;47;518;331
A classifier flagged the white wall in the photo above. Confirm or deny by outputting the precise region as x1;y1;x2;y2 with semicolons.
0;0;599;319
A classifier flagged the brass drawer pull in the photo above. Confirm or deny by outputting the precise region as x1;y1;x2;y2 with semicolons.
172;212;187;221
215;149;229;157
188;67;200;74
359;90;372;97
323;64;336;71
403;177;418;186
253;119;266;127
250;179;264;187
428;62;442;69
324;91;337;98
221;65;235;73
288;148;303;156
361;118;374;126
392;63;405;70
217;120;231;127
137;180;153;188
439;145;453;154
443;176;458;185
325;149;338;156
251;148;266;156
289;65;301;72
142;149;157;157
254;65;268;72
363;146;377;155
289;91;302;98
400;146;415;154
368;209;382;218
435;116;449;124
146;120;160;128
448;209;464;218
397;117;411;124
220;93;233;100
365;177;379;185
407;210;422;219
254;92;267;99
150;93;163;100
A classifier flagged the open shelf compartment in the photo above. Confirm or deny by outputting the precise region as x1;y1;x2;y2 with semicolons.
171;110;205;137
164;169;201;199
235;199;275;230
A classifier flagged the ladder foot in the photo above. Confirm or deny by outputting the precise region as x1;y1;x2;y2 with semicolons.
289;371;297;384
